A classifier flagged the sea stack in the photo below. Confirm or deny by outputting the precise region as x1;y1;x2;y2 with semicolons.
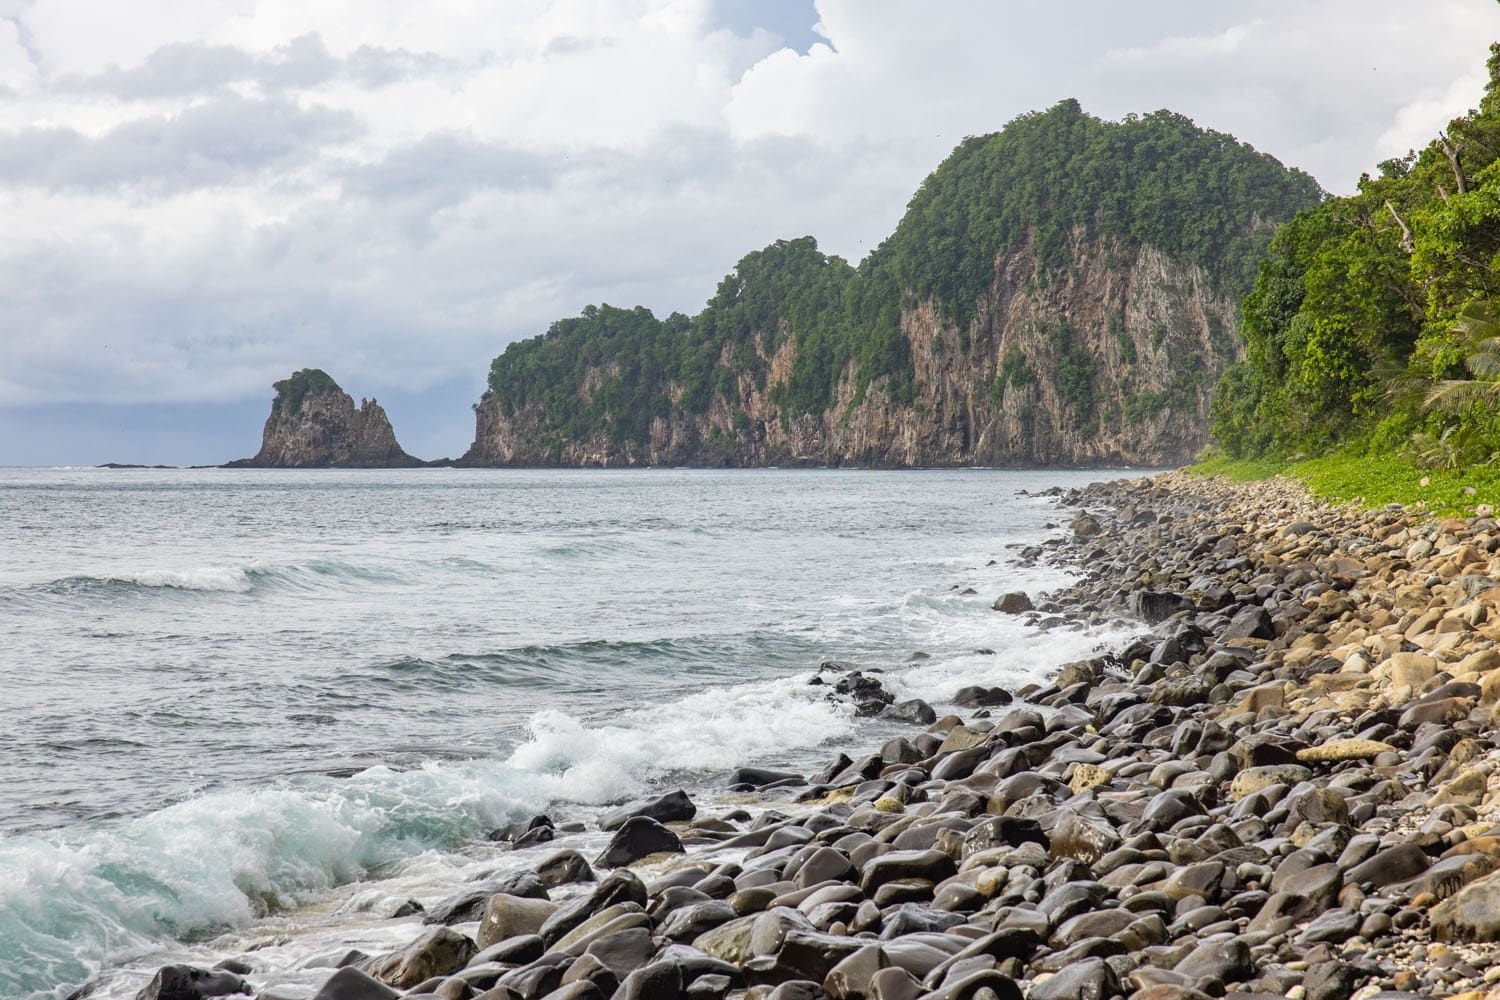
227;369;423;468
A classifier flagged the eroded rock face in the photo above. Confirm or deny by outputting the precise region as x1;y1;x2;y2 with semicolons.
462;233;1240;468
228;370;423;468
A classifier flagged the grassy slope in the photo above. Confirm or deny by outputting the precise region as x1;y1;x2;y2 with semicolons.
1190;453;1500;517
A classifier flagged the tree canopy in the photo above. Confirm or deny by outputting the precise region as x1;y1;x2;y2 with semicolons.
271;368;342;416
1211;44;1500;467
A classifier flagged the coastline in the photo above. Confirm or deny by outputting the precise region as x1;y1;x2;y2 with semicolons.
82;468;1500;1000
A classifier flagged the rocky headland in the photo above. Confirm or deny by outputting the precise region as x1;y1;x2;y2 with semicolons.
460;102;1321;470
126;470;1500;1000
462;236;1244;470
227;369;423;469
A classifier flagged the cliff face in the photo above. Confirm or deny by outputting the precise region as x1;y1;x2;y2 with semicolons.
464;232;1238;468
228;370;422;468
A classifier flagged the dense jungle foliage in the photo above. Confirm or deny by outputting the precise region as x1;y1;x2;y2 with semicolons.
485;100;1319;446
1211;45;1500;469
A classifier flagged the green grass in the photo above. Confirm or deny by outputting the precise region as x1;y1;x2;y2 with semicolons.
1189;451;1500;516
1191;454;1286;483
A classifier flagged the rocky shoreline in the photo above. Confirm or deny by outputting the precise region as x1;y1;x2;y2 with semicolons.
129;469;1500;1000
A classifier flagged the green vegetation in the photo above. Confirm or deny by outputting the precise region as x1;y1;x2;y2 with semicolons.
271;369;341;416
1193;451;1500;517
1000;347;1033;390
1210;45;1500;472
1050;322;1097;417
485;101;1319;449
871;99;1321;331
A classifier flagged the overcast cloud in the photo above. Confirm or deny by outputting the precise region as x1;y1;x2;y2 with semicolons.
1;0;1497;464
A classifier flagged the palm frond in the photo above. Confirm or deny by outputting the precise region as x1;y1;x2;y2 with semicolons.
1452;304;1500;341
1466;348;1500;380
1425;378;1500;412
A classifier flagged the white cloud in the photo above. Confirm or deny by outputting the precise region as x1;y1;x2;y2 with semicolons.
0;17;37;89
0;0;1496;445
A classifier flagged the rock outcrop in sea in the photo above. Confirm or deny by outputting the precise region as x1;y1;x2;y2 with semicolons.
227;369;423;469
118;469;1500;1000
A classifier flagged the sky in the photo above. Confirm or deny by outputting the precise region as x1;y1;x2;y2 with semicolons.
1;0;1497;465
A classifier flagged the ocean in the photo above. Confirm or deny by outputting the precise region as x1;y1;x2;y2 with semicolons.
0;467;1136;999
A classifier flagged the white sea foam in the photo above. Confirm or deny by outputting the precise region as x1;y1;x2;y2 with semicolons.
506;673;858;802
100;566;257;592
0;667;863;999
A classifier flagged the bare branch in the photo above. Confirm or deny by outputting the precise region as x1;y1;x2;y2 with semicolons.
1439;131;1467;195
1385;200;1414;253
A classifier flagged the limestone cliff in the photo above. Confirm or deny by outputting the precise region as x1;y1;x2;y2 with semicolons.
228;369;422;468
464;232;1237;467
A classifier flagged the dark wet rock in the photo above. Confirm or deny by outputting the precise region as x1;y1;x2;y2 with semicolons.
542;982;605;1000
656;942;743;986
1431;869;1500;941
600;789;697;830
824;944;888;999
539;870;647;945
1148;675;1211;707
133;965;252;1000
794;847;856;888
1298;907;1362;944
1129;591;1189;624
692;915;759;964
923;968;1023;1000
686;973;734;999
1285;787;1350;827
660;899;738;941
881;699;938;725
1047;810;1120;864
1028;957;1117;1000
994;592;1034;613
833;671;895;714
766;981;824;1000
365;928;476;989
1347;842;1432;888
1072;512;1101;537
580;926;656;980
867;967;926;1000
1304;962;1360;1000
424;872;547;924
471;934;544;966
859;850;956;894
952;685;1013;707
1220;606;1275;641
1141;788;1203;828
488;813;553;844
493;954;572;997
309;968;399;1000
595;816;685;868
535;849;594;889
1172;937;1251;988
1052;909;1135;947
878;904;965;938
729;767;804;788
476;893;558;950
769;928;868;981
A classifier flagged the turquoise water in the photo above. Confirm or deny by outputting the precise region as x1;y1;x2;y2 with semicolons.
0;467;1130;998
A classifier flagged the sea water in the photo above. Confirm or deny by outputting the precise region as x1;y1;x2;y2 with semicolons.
0;467;1139;999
